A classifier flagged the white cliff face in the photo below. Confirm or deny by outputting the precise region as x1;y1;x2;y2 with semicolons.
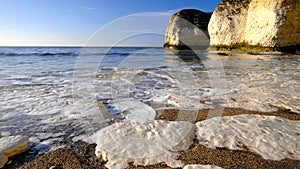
209;0;300;48
164;9;211;49
208;0;250;46
244;0;278;47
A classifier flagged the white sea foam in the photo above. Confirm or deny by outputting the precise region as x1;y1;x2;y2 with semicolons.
110;99;156;122
0;49;299;153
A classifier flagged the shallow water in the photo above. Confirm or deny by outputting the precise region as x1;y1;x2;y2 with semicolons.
0;47;299;151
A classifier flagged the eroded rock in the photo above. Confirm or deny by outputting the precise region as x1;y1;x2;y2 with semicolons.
0;135;29;168
0;153;8;169
209;0;300;52
95;120;195;169
196;114;300;160
164;9;212;50
0;135;29;158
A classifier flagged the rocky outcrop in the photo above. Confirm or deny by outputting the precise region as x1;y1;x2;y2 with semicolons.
164;9;212;50
209;0;300;52
196;114;300;161
0;135;29;168
95;120;195;169
0;153;7;169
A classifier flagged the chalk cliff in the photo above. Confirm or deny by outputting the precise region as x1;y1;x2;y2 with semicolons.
208;0;300;52
164;9;212;50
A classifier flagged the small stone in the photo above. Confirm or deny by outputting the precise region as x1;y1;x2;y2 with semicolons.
38;151;44;156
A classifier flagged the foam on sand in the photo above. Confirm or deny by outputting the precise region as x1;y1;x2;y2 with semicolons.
195;114;300;161
0;153;8;169
183;164;224;169
95;120;195;169
0;135;29;157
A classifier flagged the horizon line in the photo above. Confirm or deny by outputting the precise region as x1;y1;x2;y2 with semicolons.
0;45;164;48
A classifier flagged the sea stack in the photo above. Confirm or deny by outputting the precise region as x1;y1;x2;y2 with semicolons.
208;0;300;52
164;9;212;50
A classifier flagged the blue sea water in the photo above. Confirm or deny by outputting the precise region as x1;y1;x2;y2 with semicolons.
0;47;76;87
0;46;203;145
0;46;299;153
0;47;156;86
0;47;199;86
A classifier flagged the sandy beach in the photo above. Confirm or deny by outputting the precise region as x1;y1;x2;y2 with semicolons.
2;107;298;169
1;0;299;168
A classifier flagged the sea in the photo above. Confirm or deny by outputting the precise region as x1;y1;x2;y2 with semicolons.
0;47;299;153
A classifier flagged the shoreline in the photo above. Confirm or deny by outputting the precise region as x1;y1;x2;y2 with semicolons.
4;107;300;169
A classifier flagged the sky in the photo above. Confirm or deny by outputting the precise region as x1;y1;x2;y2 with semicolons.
0;0;220;47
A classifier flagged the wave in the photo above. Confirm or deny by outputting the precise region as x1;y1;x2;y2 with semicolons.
0;50;155;57
39;52;76;56
78;52;132;56
0;52;77;57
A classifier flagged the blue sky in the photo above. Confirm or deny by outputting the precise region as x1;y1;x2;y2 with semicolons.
0;0;220;46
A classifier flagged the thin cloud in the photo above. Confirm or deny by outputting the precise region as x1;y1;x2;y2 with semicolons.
80;7;95;10
133;12;171;17
164;9;181;15
121;29;158;33
163;7;203;15
63;14;77;18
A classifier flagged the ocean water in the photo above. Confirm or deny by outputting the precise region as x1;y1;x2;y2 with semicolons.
0;47;299;152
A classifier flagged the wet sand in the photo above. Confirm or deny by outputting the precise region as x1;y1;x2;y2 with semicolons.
157;107;300;122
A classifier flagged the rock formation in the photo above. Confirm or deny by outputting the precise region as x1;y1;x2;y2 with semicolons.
0;153;7;169
164;9;212;50
209;0;300;52
0;135;29;168
95;120;195;169
196;114;300;161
